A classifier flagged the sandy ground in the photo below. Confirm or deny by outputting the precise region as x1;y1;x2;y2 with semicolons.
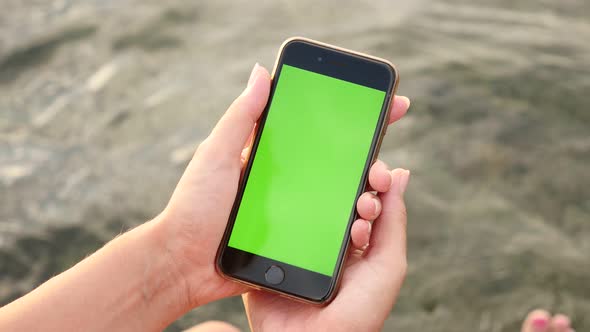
1;0;589;331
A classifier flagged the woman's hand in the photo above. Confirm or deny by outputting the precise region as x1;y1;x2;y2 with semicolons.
0;63;410;332
242;167;409;332
157;63;411;316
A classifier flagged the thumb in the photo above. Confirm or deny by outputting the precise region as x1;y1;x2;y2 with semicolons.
206;63;271;157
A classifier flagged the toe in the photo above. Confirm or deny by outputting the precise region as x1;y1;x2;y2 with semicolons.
521;309;551;332
551;314;572;332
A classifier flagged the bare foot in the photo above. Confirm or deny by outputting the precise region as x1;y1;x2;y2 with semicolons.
521;309;574;332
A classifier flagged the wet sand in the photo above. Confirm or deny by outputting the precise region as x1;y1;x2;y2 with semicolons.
1;0;589;331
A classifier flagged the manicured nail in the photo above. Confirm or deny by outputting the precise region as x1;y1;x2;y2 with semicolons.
532;317;548;331
399;169;410;195
247;63;260;87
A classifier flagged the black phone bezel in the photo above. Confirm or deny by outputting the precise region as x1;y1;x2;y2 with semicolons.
216;38;397;303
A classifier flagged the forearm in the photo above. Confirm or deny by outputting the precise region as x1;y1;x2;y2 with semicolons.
0;219;190;332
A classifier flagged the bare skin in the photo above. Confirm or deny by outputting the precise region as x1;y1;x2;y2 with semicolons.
520;310;575;332
185;309;576;332
0;64;410;331
0;64;574;332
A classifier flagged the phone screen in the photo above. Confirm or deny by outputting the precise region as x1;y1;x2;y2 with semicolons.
228;64;386;276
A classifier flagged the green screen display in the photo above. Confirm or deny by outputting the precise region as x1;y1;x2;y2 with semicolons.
228;64;386;276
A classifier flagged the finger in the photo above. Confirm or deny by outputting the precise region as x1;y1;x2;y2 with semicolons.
204;63;270;159
366;168;410;274
550;314;572;332
356;192;381;221
333;169;410;316
368;160;392;193
350;218;371;250
521;309;551;332
388;95;410;125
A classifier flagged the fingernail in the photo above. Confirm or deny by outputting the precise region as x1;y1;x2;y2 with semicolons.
395;95;411;106
399;170;410;195
372;197;380;215
401;95;411;108
397;95;411;112
247;63;260;87
532;317;548;331
362;220;372;251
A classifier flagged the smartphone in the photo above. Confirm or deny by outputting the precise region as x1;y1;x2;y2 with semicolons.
216;37;399;304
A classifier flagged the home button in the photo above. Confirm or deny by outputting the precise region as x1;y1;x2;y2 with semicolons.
265;265;285;285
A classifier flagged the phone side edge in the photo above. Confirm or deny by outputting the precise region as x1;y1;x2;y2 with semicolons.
319;63;399;304
214;40;286;285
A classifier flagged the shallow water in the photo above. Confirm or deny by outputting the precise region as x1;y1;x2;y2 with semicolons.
1;0;589;331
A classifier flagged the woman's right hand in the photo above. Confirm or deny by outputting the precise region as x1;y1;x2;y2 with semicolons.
241;168;410;332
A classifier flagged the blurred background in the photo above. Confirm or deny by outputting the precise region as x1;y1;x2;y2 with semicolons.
1;0;589;331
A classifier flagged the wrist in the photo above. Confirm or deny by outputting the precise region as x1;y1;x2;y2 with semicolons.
139;217;196;311
151;211;245;309
0;217;197;332
98;218;193;330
